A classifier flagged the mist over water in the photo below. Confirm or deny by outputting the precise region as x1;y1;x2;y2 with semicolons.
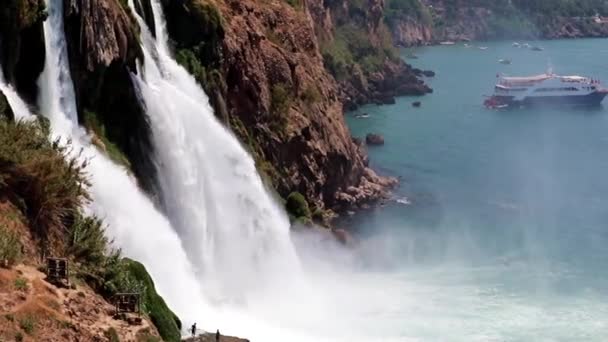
345;40;608;340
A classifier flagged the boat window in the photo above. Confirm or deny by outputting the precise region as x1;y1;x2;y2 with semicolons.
534;87;579;92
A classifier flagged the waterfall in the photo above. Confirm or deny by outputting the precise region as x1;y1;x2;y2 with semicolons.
37;0;206;322
128;0;301;302
0;70;35;121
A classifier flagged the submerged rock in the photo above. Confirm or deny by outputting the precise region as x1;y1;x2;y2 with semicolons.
422;70;436;77
366;133;385;146
412;101;421;107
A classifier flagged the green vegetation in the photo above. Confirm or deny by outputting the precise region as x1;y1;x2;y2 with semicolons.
83;110;132;168
14;277;28;291
385;0;432;26
321;13;397;80
105;327;120;342
19;315;35;335
0;117;181;340
0;117;89;250
123;259;181;342
0;225;22;267
301;85;322;105
270;83;292;133
15;331;23;342
284;0;303;9
285;192;312;223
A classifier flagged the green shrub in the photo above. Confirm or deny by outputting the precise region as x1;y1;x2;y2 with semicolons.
0;224;22;267
0;118;89;247
301;85;322;105
270;83;292;133
67;213;109;267
285;0;303;9
19;315;35;334
83;110;132;168
123;259;181;342
14;277;28;291
105;327;120;342
15;331;23;342
285;192;311;221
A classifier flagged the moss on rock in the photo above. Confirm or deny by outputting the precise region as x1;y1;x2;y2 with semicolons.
285;192;312;222
122;259;182;342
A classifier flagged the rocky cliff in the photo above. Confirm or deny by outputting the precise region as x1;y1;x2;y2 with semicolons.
62;0;160;193
385;0;608;46
309;0;431;110
158;0;406;216
0;0;47;104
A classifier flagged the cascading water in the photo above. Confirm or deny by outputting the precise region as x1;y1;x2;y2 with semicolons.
0;69;35;121
127;0;301;300
37;0;206;322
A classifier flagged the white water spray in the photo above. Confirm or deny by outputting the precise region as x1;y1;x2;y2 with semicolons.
128;0;301;299
0;69;35;121
38;0;206;322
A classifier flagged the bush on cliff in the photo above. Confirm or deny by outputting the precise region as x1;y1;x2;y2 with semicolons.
286;192;312;223
270;83;292;133
0;224;22;267
123;259;182;342
0;117;89;249
0;116;181;340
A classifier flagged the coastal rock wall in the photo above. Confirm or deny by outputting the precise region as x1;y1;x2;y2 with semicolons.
386;0;608;45
161;0;401;214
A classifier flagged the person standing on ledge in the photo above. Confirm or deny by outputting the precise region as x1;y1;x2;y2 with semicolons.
191;323;197;337
216;329;221;341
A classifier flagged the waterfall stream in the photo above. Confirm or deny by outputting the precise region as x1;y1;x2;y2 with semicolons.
37;0;207;322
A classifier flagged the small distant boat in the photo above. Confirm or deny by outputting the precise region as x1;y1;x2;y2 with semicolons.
484;72;608;109
512;42;521;47
439;41;456;45
498;59;512;65
478;46;489;50
531;46;544;51
354;113;370;119
464;43;472;48
522;43;531;48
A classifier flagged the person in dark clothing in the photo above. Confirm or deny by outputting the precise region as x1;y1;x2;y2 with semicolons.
191;323;197;337
216;329;220;342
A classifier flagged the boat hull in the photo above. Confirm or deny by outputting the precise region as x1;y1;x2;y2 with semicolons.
488;91;607;108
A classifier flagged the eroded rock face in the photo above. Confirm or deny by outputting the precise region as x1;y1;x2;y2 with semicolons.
366;133;385;146
309;0;432;109
161;0;396;212
63;0;158;193
0;0;47;104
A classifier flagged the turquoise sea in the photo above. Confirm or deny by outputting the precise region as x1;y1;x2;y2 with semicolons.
343;39;608;340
